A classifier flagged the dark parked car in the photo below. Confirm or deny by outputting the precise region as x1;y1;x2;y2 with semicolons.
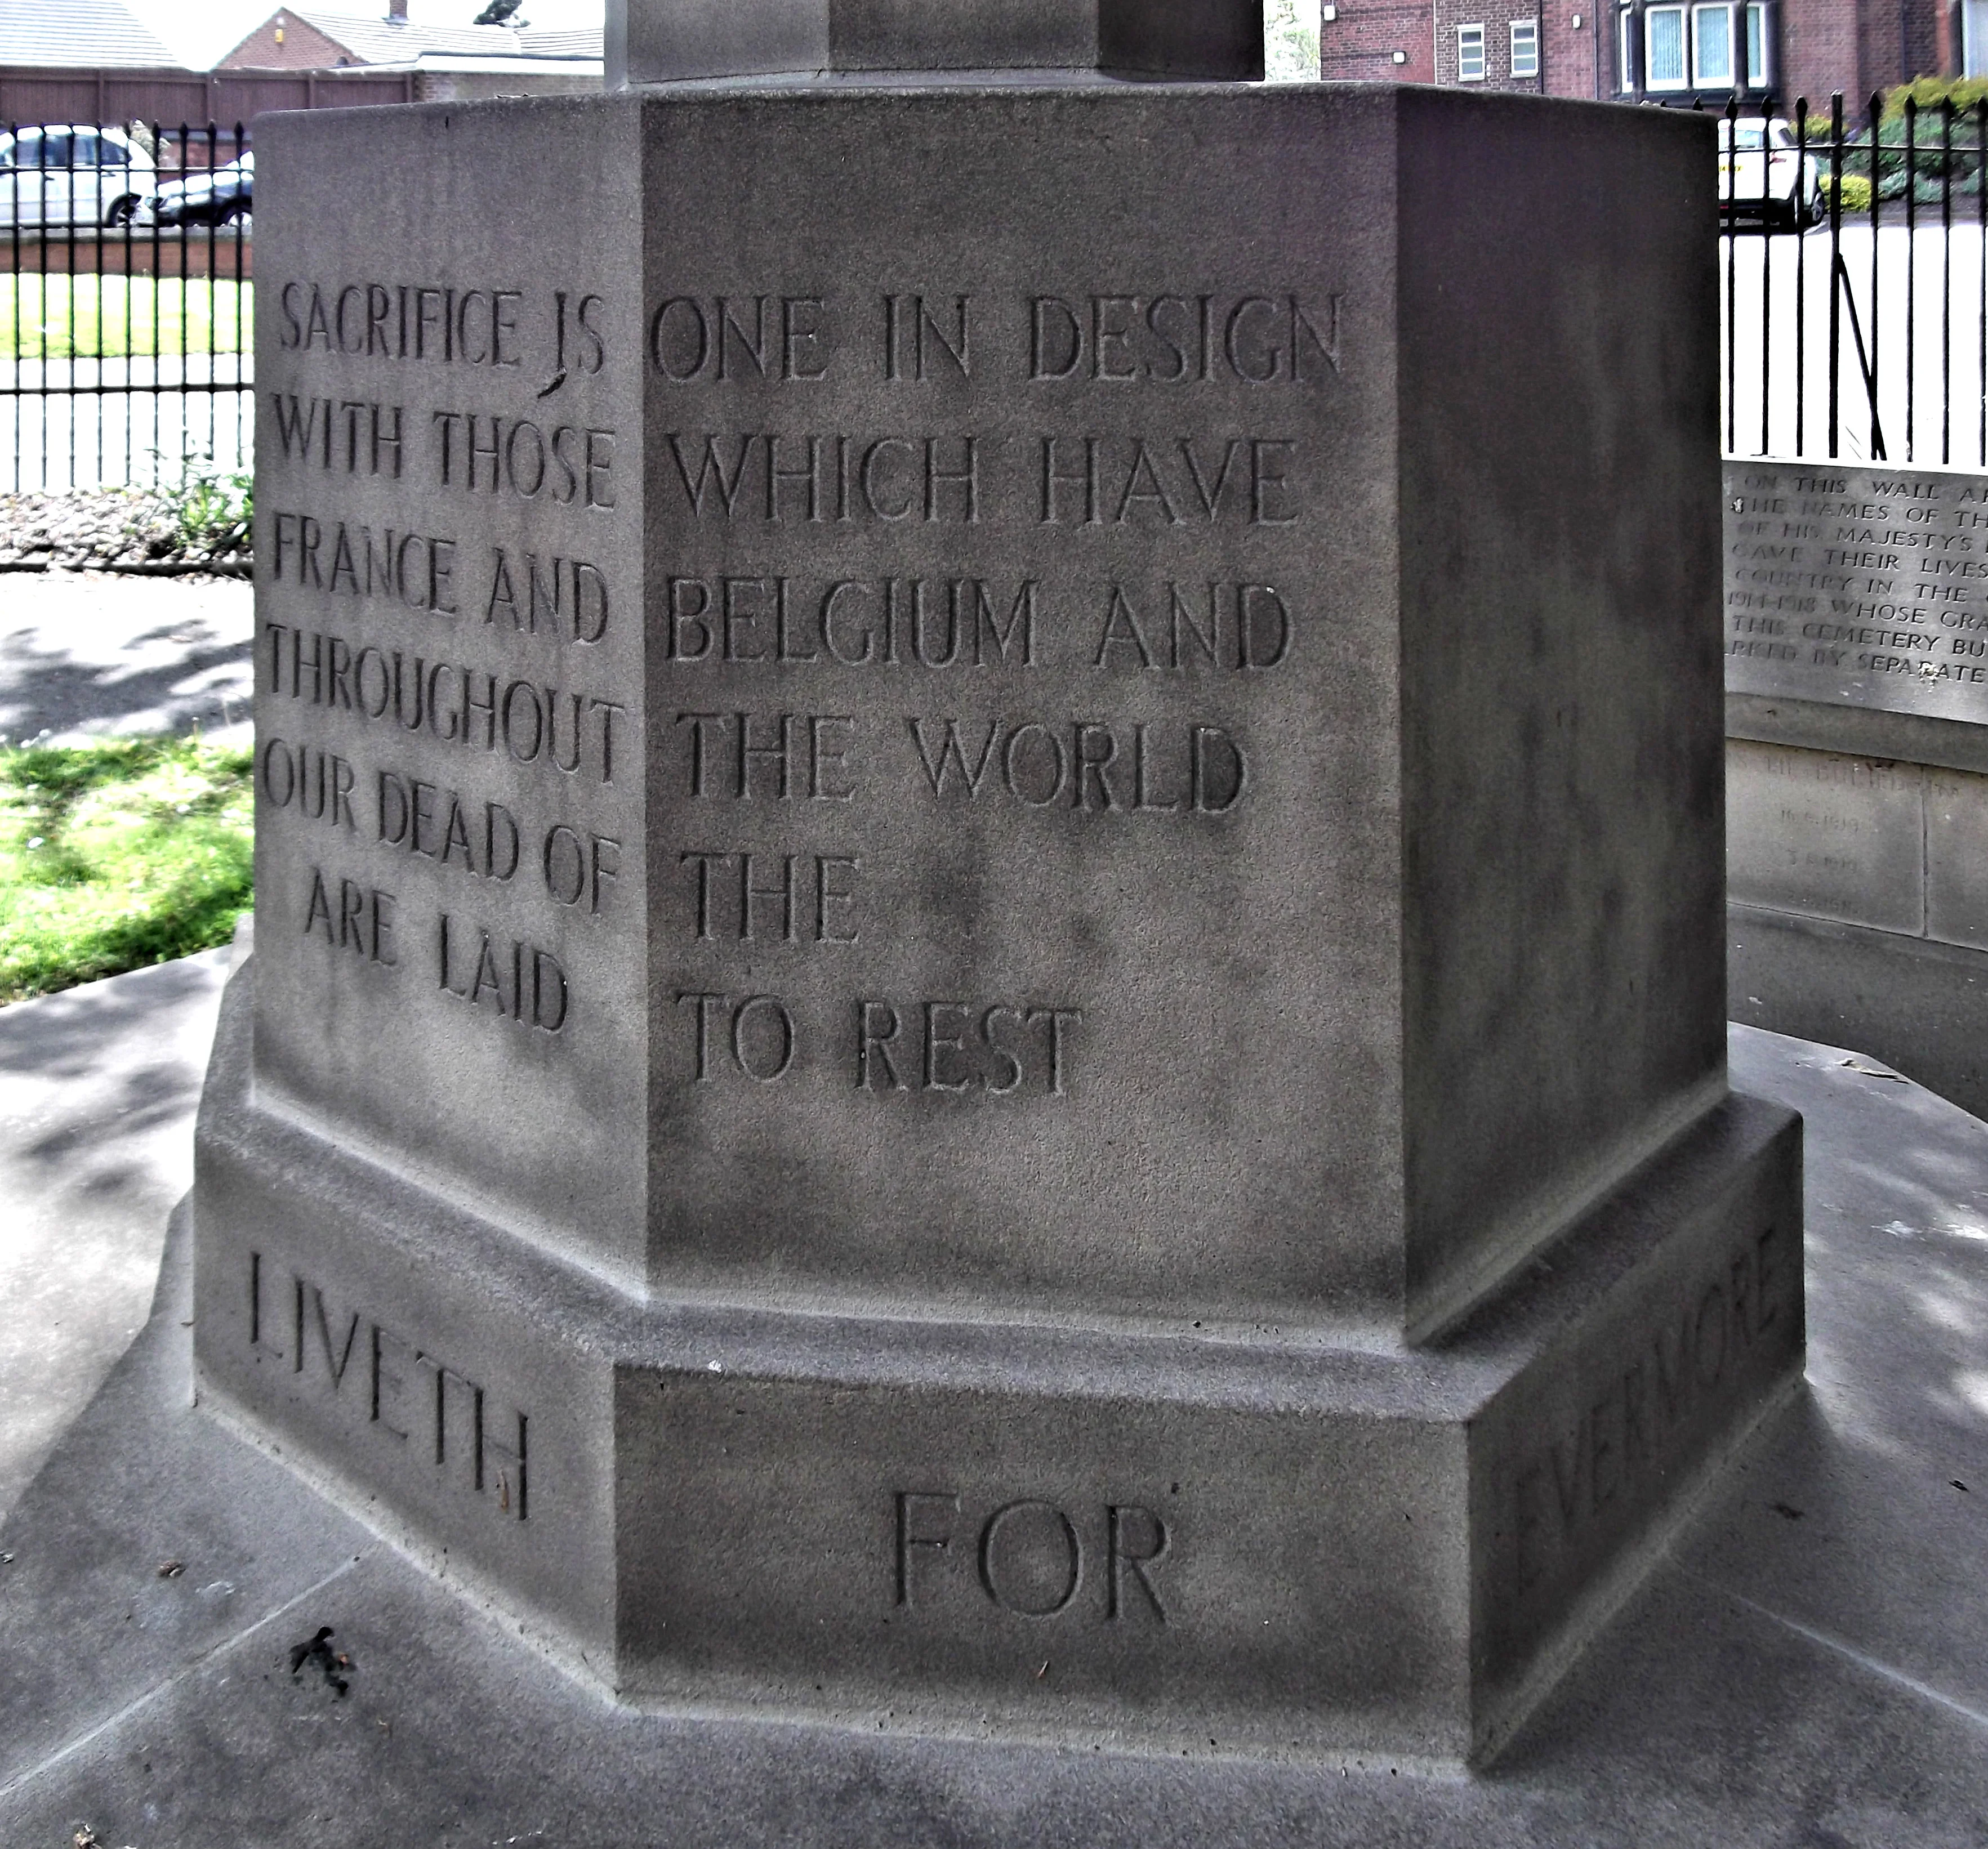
139;152;252;227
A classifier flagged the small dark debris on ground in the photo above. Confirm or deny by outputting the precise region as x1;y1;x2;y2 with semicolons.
156;1559;184;1578
0;488;247;577
289;1623;353;1696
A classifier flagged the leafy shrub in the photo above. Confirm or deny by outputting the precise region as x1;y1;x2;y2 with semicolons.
1882;77;1988;120
1821;172;1874;213
156;454;252;561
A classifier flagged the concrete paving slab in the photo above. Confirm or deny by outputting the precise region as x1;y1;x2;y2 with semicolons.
0;572;252;748
0;949;229;1521
0;1019;1984;1846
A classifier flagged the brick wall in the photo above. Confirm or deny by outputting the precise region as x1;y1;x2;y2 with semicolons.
1540;4;1615;95
1319;0;1437;81
1322;0;1951;109
1744;0;1951;114
220;13;357;71
1432;0;1549;86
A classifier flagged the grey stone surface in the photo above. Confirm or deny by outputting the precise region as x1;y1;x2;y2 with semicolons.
1727;739;1925;932
1730;902;1988;1120
610;0;1267;84
0;570;253;748
1730;686;1988;776
1723;686;1988;1120
217;78;1778;1763
248;86;1727;1338
1724;457;1988;722
0;948;229;1521
0;1025;1979;1844
198;952;1801;1761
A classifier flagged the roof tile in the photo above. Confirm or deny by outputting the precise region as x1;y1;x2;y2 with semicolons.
0;0;181;69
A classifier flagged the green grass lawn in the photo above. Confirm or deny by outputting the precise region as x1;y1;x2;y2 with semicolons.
1;275;252;362
0;735;253;1003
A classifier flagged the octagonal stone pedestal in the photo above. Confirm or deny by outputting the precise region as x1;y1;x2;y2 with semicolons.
195;75;1799;1766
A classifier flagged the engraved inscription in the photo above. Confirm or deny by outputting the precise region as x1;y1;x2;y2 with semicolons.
906;718;1245;814
247;1252;529;1519
1725;461;1988;722
893;1491;1169;1622
1508;1221;1795;1595
1027;293;1340;383
258;268;632;1211
269;394;404;477
302;866;398;966
437;914;570;1031
277;279;526;369
647;282;1339;1107
262;623;626;785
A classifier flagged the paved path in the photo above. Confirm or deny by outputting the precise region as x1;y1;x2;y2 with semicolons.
0;569;252;747
0;994;1984;1844
0;946;229;1521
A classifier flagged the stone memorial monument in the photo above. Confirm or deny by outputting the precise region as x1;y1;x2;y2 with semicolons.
194;0;1803;1766
1726;457;1988;1116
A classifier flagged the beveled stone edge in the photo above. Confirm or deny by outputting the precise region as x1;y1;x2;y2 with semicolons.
1406;1072;1730;1347
1471;1367;1805;1763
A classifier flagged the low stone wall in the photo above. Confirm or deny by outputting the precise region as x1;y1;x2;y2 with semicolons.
1725;455;1988;1116
2;229;251;280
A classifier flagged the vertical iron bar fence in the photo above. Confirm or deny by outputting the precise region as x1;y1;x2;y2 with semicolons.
2;118;253;497
6;101;1988;490
1720;88;1988;468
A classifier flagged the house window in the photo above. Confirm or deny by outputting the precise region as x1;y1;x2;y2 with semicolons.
1744;2;1768;80
1457;23;1487;78
1692;3;1732;83
1619;5;1638;87
1510;18;1540;73
1644;5;1687;87
1969;0;1988;73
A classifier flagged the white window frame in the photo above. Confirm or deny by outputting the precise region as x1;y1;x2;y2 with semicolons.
1456;21;1487;78
1691;2;1732;86
1619;4;1638;88
1643;5;1688;88
1742;1;1768;83
1509;17;1540;74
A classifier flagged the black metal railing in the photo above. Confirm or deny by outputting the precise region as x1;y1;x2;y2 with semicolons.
1719;90;1988;467
3;119;252;496
6;102;1984;495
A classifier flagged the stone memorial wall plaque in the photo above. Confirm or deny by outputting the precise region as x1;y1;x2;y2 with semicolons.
1724;458;1988;722
194;11;1802;1766
1727;741;1925;932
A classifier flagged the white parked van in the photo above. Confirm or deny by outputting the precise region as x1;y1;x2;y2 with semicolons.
0;126;157;230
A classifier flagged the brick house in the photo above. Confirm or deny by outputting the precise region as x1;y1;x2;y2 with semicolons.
1322;0;1972;110
219;2;601;101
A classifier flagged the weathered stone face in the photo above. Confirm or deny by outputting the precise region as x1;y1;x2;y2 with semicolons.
240;87;1731;1337
196;80;1800;1763
610;0;1268;83
1723;457;1988;1121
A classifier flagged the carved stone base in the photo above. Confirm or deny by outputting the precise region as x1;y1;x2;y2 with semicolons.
195;963;1802;1763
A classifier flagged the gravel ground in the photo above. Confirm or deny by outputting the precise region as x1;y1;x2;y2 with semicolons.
0;488;248;575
